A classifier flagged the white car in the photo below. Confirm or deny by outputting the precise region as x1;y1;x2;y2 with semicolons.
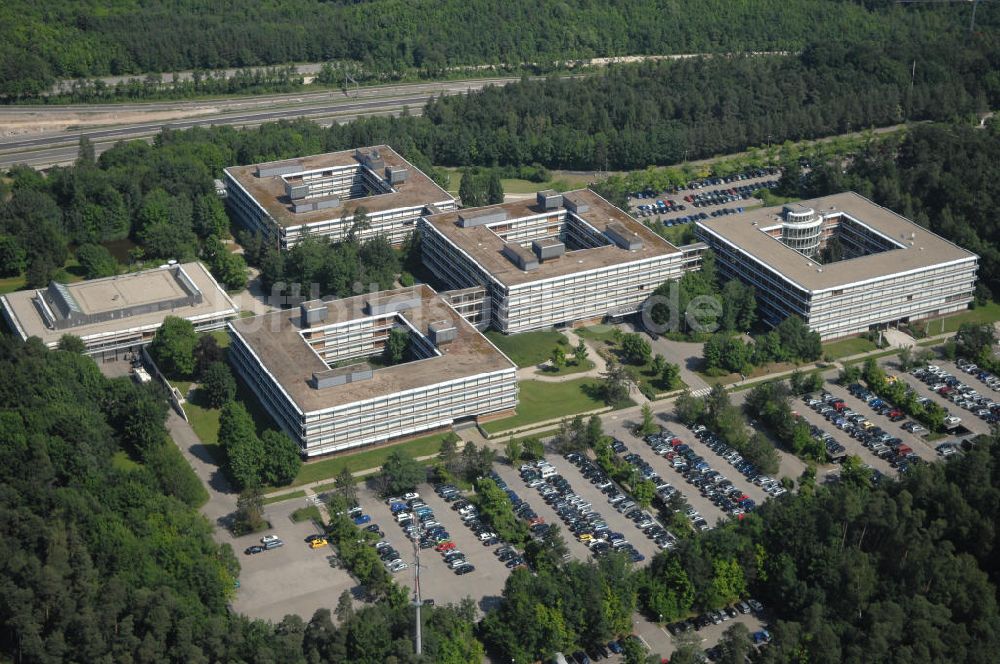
261;535;279;544
385;496;403;505
403;492;421;501
478;531;497;541
389;561;409;573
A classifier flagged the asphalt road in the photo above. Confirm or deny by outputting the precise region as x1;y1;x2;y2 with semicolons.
0;77;521;169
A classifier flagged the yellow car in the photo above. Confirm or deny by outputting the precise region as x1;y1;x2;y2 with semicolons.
578;533;594;542
309;538;328;549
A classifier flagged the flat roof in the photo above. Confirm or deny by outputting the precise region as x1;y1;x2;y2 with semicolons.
228;284;515;413
697;192;978;292
423;188;681;287
71;268;190;314
224;145;454;228
2;262;239;344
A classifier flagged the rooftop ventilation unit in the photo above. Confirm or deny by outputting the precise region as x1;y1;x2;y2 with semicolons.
604;221;643;250
286;182;311;200
532;238;565;261
312;363;373;389
562;192;590;214
458;207;508;228
300;300;328;327
292;197;341;214
502;242;539;271
428;320;457;345
385;166;409;185
355;148;384;171
365;294;421;316
536;189;563;210
256;160;303;178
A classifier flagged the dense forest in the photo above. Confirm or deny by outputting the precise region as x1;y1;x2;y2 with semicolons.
2;0;991;97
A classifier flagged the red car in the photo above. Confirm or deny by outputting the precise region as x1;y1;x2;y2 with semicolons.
435;541;456;552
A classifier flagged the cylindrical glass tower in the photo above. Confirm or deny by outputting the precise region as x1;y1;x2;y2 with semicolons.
781;204;822;257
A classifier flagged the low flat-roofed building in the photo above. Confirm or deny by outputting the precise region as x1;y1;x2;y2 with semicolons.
696;192;979;339
224;145;455;248
1;262;239;356
420;188;686;333
228;284;518;456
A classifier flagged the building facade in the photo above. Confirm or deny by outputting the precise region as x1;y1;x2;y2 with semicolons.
696;193;979;339
420;189;687;333
227;285;518;456
224;146;455;248
0;262;239;356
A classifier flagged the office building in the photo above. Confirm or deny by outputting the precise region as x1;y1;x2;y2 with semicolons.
227;285;518;456
420;189;689;333
696;192;979;339
1;262;239;356
224;145;455;248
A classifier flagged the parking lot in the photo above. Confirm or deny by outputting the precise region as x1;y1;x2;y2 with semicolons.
551;455;662;560
659;423;771;506
628;169;782;227
787;390;896;476
822;381;939;462
354;485;512;613
491;462;596;562
901;361;992;438
231;498;355;623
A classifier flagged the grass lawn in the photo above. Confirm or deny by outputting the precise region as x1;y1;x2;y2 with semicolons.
823;336;878;360
263;490;307;505
209;329;232;348
485;329;569;368
926;301;1000;334
537;359;596;377
285;431;450;489
112;450;142;472
0;275;26;295
184;400;222;452
575;325;621;346
443;168;594;196
481;378;608;434
169;380;193;398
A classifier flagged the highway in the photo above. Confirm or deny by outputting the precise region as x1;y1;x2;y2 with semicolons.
0;77;522;169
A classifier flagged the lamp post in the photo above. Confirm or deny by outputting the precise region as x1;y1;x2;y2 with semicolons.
411;522;422;656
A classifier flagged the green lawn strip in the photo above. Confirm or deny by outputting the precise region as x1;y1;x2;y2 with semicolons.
284;432;448;488
536;359;596;377
485;329;569;367
481;378;608;434
0;275;26;295
843;349;899;367
927;301;1000;334
263;490;307;505
822;336;878;360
